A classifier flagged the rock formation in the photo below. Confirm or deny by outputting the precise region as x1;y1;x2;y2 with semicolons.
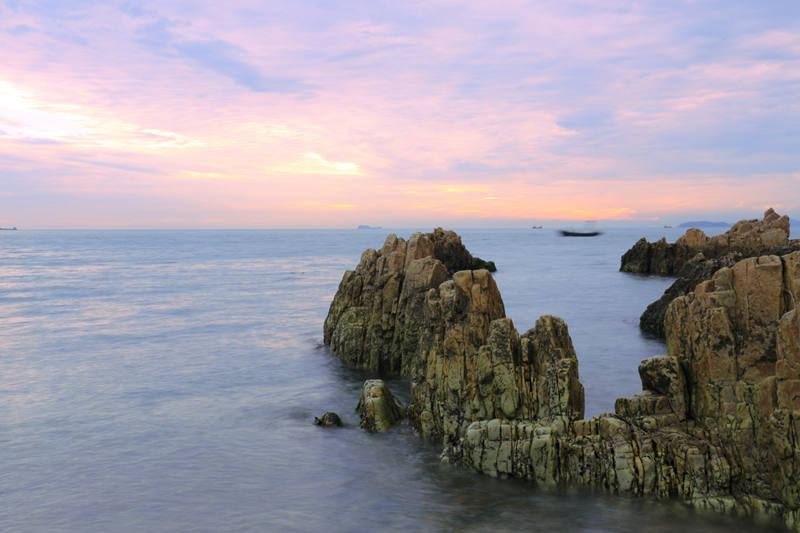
621;208;793;275
640;252;744;338
324;229;800;529
356;380;405;432
323;228;496;375
624;209;800;338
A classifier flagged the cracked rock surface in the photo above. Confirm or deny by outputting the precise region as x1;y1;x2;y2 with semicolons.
624;209;800;339
324;229;800;529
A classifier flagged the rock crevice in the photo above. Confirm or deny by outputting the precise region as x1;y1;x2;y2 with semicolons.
324;228;800;529
625;209;800;338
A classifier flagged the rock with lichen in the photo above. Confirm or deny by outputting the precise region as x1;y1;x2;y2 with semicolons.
356;379;405;432
323;228;496;376
324;229;800;529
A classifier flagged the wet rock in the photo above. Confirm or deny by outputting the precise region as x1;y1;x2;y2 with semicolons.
356;380;405;432
314;412;343;427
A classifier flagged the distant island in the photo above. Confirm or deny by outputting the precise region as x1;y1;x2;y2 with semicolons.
0;226;18;231
677;220;730;228
357;225;382;230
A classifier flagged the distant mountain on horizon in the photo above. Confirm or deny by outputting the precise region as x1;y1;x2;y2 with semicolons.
678;220;731;228
357;224;382;230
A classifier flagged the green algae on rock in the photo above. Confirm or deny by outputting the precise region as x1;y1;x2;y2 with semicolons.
356;380;405;433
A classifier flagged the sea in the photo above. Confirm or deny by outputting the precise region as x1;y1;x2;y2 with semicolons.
0;228;790;532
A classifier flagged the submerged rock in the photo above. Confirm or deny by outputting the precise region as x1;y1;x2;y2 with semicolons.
356;380;405;432
314;412;343;427
324;228;800;529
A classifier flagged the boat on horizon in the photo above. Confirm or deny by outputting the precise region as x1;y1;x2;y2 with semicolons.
559;229;602;237
0;226;18;231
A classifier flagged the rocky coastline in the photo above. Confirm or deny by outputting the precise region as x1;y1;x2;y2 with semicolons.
323;224;800;529
621;209;800;338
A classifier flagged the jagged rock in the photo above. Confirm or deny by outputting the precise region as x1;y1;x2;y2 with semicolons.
324;228;495;375
621;208;796;276
661;250;800;519
450;251;800;526
639;252;742;338
356;380;405;432
314;412;343;427
632;210;800;339
325;230;800;529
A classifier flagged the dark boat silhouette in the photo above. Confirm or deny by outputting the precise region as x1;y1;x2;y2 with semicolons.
559;230;601;237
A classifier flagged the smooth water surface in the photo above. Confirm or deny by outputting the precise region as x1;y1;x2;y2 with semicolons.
0;228;788;532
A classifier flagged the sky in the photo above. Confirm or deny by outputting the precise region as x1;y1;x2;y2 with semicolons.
1;0;799;228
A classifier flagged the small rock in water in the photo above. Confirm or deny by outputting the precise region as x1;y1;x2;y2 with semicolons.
356;379;405;432
314;412;343;427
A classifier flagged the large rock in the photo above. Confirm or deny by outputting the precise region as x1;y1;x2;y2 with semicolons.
621;208;795;275
325;230;800;529
629;209;800;339
324;228;495;375
451;252;800;528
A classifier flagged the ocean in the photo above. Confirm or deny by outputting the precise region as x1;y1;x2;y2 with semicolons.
0;228;788;532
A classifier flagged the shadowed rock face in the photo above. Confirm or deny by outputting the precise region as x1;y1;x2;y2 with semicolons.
323;229;495;375
324;230;800;529
621;208;795;276
626;209;800;339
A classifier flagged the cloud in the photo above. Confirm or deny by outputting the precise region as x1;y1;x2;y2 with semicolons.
135;17;310;93
64;157;157;174
275;153;362;176
1;1;799;227
0;79;204;149
6;24;35;35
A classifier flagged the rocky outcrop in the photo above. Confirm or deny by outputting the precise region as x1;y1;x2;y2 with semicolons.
638;250;800;339
447;250;800;527
639;252;743;337
324;230;800;528
356;380;406;432
621;208;794;275
323;229;496;375
626;209;800;338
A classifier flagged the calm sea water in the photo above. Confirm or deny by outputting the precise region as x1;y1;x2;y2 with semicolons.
0;228;788;532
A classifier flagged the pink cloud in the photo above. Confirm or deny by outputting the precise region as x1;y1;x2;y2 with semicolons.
1;1;798;227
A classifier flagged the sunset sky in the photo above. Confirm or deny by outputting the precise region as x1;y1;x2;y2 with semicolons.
1;1;799;228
